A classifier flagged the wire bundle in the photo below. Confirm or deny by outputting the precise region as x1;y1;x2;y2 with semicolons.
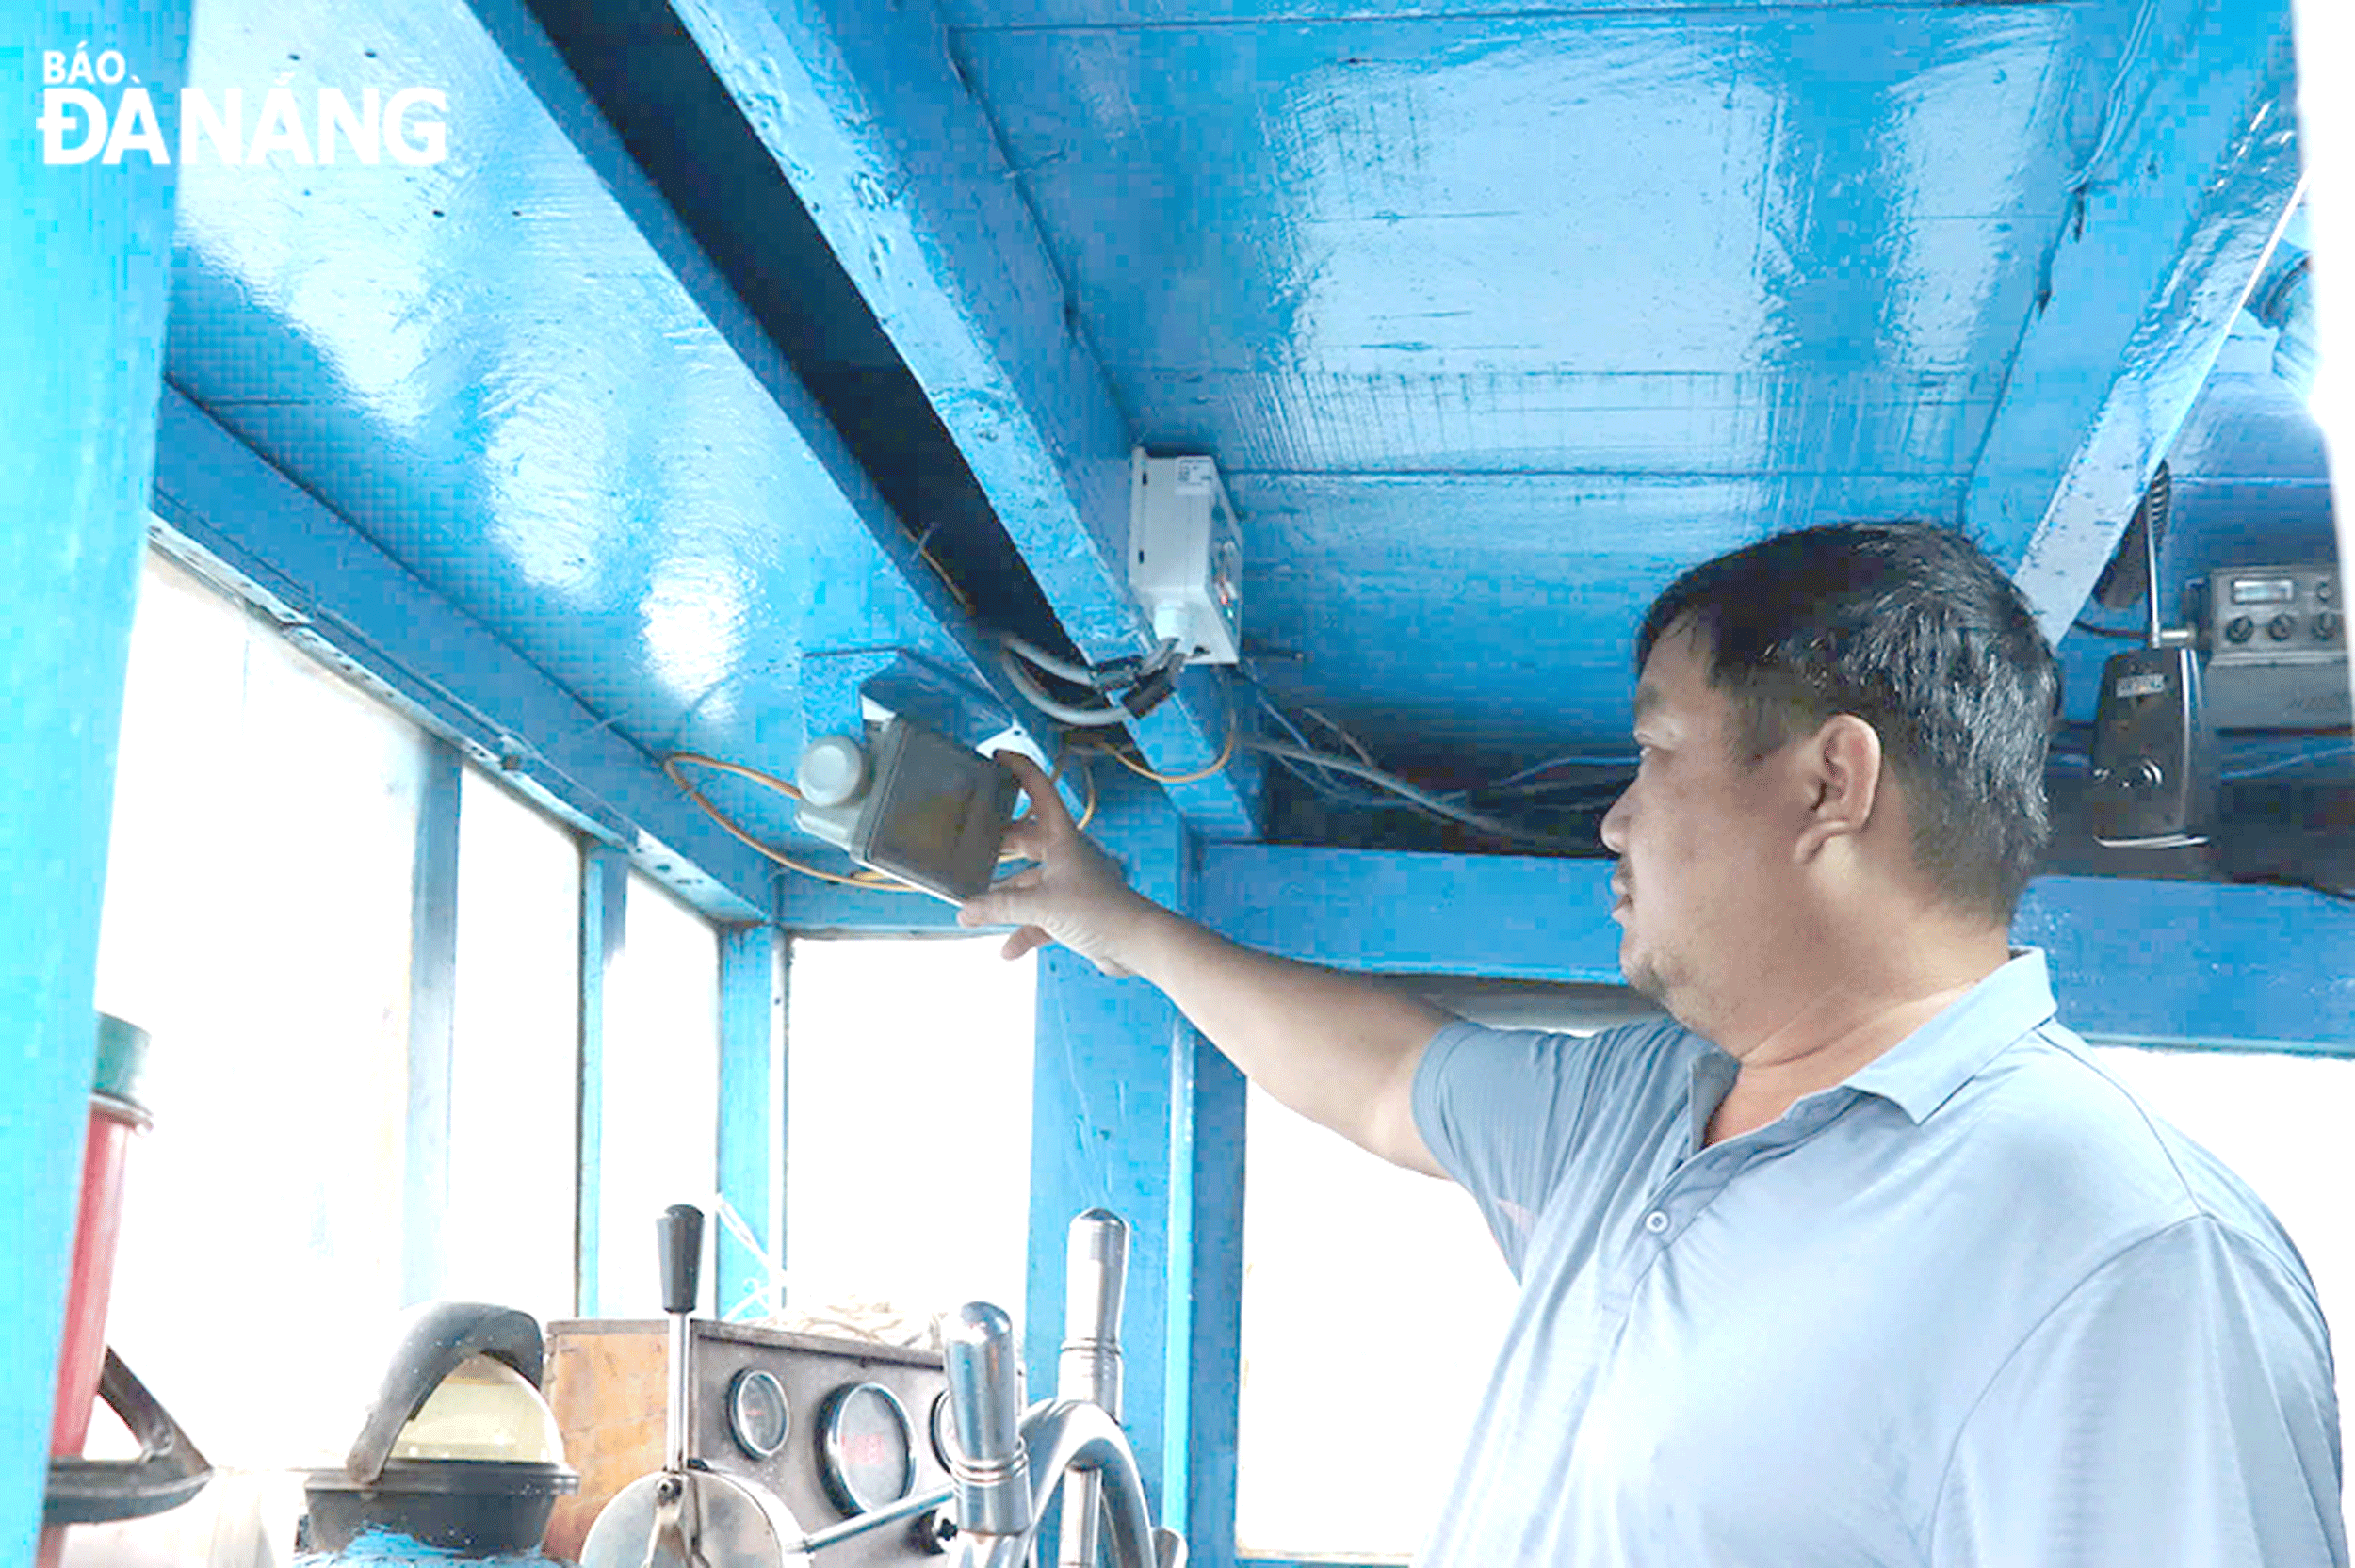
663;636;1647;891
997;634;1185;728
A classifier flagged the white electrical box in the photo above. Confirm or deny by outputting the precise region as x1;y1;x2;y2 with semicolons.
1128;447;1242;665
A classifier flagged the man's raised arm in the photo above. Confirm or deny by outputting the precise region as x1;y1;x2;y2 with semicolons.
958;752;1455;1178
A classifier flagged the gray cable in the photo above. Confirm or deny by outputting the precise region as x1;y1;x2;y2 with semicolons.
1000;634;1112;690
999;649;1132;728
1244;739;1590;848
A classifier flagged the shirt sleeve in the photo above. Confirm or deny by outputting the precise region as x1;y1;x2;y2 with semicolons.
1410;1017;1685;1276
1931;1215;2347;1568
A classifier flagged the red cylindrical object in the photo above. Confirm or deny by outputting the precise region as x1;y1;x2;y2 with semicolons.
48;1092;149;1460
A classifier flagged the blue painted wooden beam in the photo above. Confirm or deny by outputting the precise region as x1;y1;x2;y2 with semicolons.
403;740;464;1305
2012;875;2355;1052
1199;846;1625;983
461;0;1074;763
0;3;191;1550
1196;846;2355;1053
659;0;1263;837
1025;772;1203;1539
576;846;630;1317
776;881;976;932
717;925;788;1319
1971;0;2304;639
149;387;775;925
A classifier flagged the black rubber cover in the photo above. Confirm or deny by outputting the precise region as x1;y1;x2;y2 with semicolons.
343;1302;548;1487
658;1203;705;1315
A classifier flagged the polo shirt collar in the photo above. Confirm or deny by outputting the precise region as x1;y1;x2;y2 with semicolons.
1840;948;2057;1123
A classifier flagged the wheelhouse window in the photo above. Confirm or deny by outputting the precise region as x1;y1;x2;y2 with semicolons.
782;936;1036;1335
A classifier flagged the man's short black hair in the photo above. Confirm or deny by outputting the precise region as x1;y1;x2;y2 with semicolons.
1635;521;2059;922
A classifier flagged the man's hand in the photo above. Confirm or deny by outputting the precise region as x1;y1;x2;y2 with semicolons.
958;752;1162;977
962;752;1451;1176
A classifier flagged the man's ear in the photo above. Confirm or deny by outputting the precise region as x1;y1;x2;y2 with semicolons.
1792;713;1883;860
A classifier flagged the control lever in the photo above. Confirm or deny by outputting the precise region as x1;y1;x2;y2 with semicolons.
650;1204;712;1568
577;1206;807;1568
1059;1211;1129;1568
944;1303;1031;1541
657;1204;705;1475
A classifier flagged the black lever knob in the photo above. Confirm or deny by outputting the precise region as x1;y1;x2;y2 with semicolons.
658;1204;705;1316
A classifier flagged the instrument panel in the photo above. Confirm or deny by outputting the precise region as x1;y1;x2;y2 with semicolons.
544;1318;958;1566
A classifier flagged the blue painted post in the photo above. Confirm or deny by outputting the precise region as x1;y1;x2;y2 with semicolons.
1184;1050;1248;1568
403;741;463;1305
576;846;630;1317
0;3;191;1555
1026;771;1199;1542
717;925;786;1318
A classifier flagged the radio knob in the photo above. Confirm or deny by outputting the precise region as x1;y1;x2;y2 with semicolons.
2224;615;2254;643
2318;577;2335;606
2267;613;2298;641
2318;611;2344;641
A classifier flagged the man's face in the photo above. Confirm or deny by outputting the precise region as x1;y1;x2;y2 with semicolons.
1599;625;1792;1018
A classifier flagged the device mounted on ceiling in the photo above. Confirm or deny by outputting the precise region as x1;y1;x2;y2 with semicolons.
1128;446;1242;666
791;716;1020;902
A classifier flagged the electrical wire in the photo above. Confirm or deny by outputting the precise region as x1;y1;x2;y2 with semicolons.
1474;752;1642;795
1297;704;1378;768
665;746;1096;895
2071;619;2147;640
1000;633;1114;690
1074;723;1242;784
1010;748;1097;832
2221;738;2355;783
2064;0;2160;194
999;648;1131;726
1242;673;1396;808
1486;755;1640;790
1242;738;1594;849
1242;669;1632;822
665;752;917;892
663;752;804;799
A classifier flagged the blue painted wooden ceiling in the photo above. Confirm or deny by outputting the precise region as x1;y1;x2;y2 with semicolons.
155;0;2338;896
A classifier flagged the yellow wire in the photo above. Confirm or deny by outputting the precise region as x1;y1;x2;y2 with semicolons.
1076;724;1241;784
666;752;805;800
1004;748;1096;839
664;745;1096;891
664;753;918;893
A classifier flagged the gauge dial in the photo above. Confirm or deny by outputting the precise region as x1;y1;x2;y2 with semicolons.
928;1389;957;1471
727;1368;791;1461
817;1382;916;1516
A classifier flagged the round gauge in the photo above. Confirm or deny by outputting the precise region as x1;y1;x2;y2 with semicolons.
727;1368;791;1461
928;1389;957;1471
817;1382;916;1516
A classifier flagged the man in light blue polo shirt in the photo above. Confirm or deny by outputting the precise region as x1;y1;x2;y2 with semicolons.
963;521;2347;1564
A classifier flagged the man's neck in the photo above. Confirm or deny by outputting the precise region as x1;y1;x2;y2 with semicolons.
1698;927;2011;1146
